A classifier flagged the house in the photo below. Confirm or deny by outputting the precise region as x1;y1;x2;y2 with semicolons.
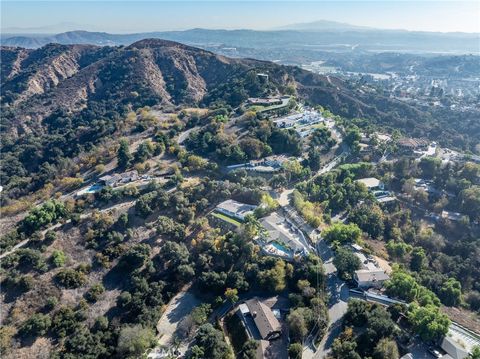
441;210;468;222
247;155;289;173
215;200;257;221
440;336;469;359
260;212;308;256
99;170;139;187
397;138;429;154
352;246;390;288
248;97;282;107
354;269;390;289
238;298;282;341
356;177;385;191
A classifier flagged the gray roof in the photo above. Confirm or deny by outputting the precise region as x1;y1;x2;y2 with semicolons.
356;177;381;188
441;337;469;359
216;199;257;217
355;269;390;283
260;213;304;252
245;298;281;340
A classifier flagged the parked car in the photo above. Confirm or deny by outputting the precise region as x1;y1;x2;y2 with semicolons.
428;347;442;358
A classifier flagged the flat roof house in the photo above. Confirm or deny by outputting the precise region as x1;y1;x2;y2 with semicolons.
356;177;384;191
215;199;257;221
354;269;390;289
99;170;139;187
440;336;469;359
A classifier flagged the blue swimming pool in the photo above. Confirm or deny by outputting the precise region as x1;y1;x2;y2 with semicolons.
85;184;103;193
271;242;290;254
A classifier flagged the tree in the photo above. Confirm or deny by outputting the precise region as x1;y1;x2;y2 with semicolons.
52;306;80;337
241;339;258;359
439;278;462;307
259;259;287;292
385;269;419;302
332;338;361;359
0;326;15;355
344;299;370;327
288;343;303;359
349;203;385;239
192;323;231;359
117;325;156;358
117;138;132;169
287;308;310;343
323;222;362;244
460;186;480;221
419;156;441;179
333;247;361;280
468;346;480;359
20;313;51;336
135;140;154;163
121;244;150;269
408;304;450;342
410;247;427;272
224;288;239;304
373;338;399;359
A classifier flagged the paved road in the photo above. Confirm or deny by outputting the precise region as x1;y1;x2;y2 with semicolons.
305;239;349;359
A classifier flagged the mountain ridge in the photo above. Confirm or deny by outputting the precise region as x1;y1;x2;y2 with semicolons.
1;28;478;54
1;38;425;139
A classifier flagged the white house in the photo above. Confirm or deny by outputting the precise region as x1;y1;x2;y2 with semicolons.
215;200;257;221
354;269;390;289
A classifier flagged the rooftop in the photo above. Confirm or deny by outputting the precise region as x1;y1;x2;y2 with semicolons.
216;199;257;218
356;177;381;189
260;213;307;253
398;137;429;148
245;298;282;340
441;336;469;359
355;269;390;283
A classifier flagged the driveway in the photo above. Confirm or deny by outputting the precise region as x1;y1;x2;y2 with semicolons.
155;286;202;356
309;239;350;358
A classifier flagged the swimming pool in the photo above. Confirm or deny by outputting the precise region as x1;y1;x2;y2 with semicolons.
271;242;289;253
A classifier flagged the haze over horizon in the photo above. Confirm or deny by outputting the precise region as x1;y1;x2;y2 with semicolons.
2;1;479;34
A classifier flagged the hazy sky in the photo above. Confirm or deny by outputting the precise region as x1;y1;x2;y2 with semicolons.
2;1;479;34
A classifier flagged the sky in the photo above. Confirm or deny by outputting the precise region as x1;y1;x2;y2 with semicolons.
1;1;479;34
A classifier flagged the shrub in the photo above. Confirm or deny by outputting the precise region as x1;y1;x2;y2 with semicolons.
20;314;51;336
55;269;86;288
50;250;67;267
85;283;105;303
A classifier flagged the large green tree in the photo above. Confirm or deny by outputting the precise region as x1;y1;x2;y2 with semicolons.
333;247;361;280
408;304;450;342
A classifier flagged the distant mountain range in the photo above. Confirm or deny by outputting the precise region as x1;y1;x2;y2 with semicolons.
273;19;372;31
1;27;478;55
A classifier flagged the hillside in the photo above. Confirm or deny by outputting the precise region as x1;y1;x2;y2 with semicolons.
0;38;460;200
1;39;424;132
